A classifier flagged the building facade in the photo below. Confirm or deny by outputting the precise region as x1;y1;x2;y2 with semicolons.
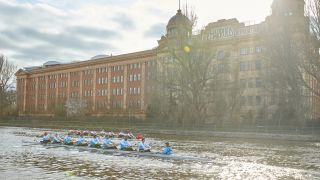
16;0;320;123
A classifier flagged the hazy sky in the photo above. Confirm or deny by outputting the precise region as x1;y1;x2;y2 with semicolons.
0;0;274;68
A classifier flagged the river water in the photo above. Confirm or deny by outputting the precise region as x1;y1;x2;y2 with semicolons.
0;126;319;179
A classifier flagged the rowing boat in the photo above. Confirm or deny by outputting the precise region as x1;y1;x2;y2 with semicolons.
36;142;207;161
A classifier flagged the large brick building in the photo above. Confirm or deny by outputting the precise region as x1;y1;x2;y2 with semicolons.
16;0;319;122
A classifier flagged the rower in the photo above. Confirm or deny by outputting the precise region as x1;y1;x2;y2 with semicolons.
76;133;87;146
162;142;173;155
138;138;151;152
128;131;135;139
63;132;73;145
120;137;133;151
52;133;62;144
41;132;51;144
102;135;116;149
136;133;143;140
88;134;100;148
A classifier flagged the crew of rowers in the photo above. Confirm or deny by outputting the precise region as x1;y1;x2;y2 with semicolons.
68;129;137;139
41;132;172;155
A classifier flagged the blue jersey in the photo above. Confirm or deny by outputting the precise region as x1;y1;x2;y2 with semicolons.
89;137;99;146
76;137;85;145
64;136;72;144
138;142;150;151
120;139;130;150
103;138;112;146
162;146;172;155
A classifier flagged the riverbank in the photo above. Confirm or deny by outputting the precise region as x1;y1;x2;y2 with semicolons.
142;129;320;142
1;117;319;142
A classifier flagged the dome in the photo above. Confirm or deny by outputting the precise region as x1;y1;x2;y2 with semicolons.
167;10;192;29
166;9;192;38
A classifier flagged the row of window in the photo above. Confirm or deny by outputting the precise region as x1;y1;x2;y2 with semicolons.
240;78;262;89
98;77;108;84
239;47;262;55
129;87;141;95
71;92;80;98
112;101;123;108
112;88;123;96
128;63;141;69
128;100;141;108
111;65;124;72
71;81;80;87
84;90;93;97
112;76;124;83
60;81;67;88
129;74;141;82
49;83;56;89
240;96;262;106
240;60;262;71
83;69;94;75
97;67;107;74
97;89;108;96
84;79;93;86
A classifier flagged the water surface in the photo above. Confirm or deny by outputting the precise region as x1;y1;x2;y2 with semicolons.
0;127;319;179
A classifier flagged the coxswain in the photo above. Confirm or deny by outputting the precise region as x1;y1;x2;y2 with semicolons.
138;138;151;152
136;133;143;140
120;137;133;151
102;135;117;149
64;133;73;145
41;132;51;144
162;142;173;155
76;133;87;146
88;134;100;148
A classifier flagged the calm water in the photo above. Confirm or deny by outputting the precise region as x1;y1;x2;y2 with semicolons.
0;126;319;179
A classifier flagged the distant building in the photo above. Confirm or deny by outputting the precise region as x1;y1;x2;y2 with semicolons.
16;0;319;123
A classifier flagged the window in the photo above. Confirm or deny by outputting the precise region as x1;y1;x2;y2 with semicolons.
218;64;225;73
248;78;254;88
247;96;254;106
256;46;262;53
240;79;247;89
256;96;262;105
240;48;247;55
256;78;262;88
240;96;246;106
255;60;262;70
134;74;137;81
240;62;248;71
217;50;225;60
134;63;137;69
138;74;141;81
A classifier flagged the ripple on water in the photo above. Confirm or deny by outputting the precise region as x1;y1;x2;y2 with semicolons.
1;127;320;179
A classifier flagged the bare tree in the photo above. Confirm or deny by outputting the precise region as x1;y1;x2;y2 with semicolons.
0;54;16;116
260;18;307;126
65;99;87;117
302;0;320;99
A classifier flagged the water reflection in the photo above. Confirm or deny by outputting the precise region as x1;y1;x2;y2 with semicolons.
0;127;319;179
